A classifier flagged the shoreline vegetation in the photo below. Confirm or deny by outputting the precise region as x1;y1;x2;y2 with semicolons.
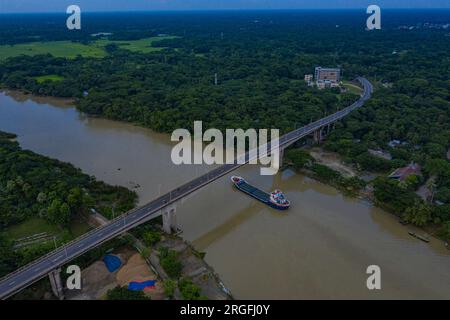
2;86;449;246
0;130;17;140
284;147;450;245
0;129;137;279
0;129;230;300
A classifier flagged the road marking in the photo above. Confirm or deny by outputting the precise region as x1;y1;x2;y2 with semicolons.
52;256;63;262
8;281;16;286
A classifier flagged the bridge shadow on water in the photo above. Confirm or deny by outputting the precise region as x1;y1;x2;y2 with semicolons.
191;169;306;250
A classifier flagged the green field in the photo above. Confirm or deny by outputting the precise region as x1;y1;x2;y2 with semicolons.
96;36;178;53
342;81;363;95
35;74;65;83
4;218;62;240
0;41;106;60
4;216;92;241
0;36;177;60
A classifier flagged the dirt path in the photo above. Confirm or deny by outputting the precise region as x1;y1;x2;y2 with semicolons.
309;147;357;178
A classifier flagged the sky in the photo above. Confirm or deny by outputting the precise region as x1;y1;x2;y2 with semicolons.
0;0;449;13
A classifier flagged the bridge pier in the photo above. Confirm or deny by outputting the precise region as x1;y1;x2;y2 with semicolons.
162;204;179;234
48;268;64;300
313;127;324;144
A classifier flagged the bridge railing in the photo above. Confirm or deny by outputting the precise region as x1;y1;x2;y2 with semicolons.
0;77;372;291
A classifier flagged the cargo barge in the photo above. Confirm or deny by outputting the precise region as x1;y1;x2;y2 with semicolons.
231;176;290;210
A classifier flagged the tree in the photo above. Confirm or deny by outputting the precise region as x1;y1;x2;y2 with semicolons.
439;221;450;242
159;247;183;279
142;231;161;247
403;200;432;227
163;279;177;299
285;149;314;170
47;199;62;225
59;203;71;227
436;187;450;203
67;187;83;211
178;278;207;300
425;159;450;177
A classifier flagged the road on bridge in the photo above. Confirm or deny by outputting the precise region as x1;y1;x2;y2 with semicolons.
0;77;373;299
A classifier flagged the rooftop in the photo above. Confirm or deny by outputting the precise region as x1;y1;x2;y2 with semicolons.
389;163;422;181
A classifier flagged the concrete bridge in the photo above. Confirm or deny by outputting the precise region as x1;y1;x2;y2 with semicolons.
0;77;373;300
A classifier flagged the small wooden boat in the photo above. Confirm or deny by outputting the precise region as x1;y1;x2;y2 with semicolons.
408;231;430;243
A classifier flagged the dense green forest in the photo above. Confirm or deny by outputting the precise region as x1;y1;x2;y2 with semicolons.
0;11;449;239
0;134;137;277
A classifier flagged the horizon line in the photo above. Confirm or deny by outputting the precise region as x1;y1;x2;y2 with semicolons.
1;7;449;14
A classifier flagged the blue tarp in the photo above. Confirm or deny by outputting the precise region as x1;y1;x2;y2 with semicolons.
103;254;122;273
128;280;157;291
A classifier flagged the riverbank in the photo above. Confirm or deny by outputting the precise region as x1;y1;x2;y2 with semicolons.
285;145;450;247
89;212;232;300
2;90;450;299
0;128;230;300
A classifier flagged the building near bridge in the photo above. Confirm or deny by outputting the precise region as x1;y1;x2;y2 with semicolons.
315;67;341;89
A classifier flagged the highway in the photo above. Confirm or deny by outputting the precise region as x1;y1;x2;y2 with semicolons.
0;77;372;299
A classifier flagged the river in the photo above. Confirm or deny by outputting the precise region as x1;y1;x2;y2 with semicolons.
1;90;449;299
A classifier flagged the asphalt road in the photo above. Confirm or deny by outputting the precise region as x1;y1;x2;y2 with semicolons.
0;77;372;299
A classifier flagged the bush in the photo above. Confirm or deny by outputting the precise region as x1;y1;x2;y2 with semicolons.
311;163;341;182
163;279;177;299
355;152;393;172
436;187;450;204
285;149;314;169
142;230;161;247
373;177;420;215
178;278;207;300
106;286;149;300
159;247;183;279
341;176;366;192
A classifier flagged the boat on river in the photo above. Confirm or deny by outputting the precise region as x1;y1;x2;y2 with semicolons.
408;231;430;243
231;176;290;210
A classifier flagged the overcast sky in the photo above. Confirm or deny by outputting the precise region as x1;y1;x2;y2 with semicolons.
0;0;449;13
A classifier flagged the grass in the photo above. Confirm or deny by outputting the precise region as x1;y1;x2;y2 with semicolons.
96;36;178;53
3;216;91;240
342;81;363;95
4;218;61;240
69;216;92;237
0;36;178;60
34;74;65;83
0;41;106;60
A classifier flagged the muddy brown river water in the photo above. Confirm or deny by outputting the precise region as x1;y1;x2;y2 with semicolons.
1;90;449;299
